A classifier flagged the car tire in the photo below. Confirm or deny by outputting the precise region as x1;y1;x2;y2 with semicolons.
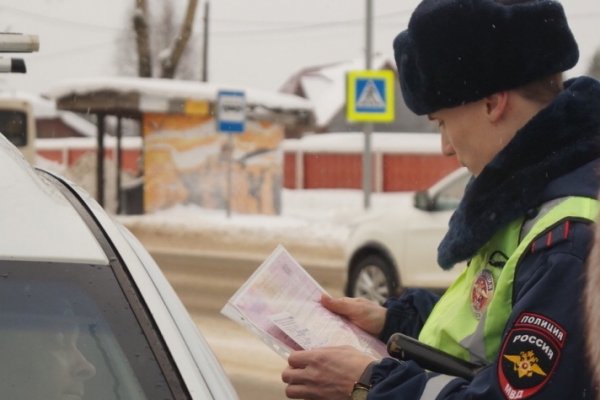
346;254;400;304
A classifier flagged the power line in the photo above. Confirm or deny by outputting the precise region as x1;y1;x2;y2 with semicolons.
208;8;600;27
0;3;411;37
211;11;411;37
212;9;412;25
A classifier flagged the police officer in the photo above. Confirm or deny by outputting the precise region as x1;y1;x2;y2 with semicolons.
281;0;600;398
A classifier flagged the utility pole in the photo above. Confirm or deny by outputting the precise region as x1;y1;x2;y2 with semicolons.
363;0;373;209
201;1;210;82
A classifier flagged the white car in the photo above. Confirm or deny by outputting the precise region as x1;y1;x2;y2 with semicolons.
344;167;471;304
0;135;238;400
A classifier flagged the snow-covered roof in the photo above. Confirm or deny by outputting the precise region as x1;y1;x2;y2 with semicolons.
57;112;97;137
0;90;55;117
282;132;442;154
45;77;314;112
283;55;394;127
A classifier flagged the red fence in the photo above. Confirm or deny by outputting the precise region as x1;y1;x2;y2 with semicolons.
282;133;460;192
36;137;142;175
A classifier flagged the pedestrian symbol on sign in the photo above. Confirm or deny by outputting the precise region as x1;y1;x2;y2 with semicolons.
356;79;386;112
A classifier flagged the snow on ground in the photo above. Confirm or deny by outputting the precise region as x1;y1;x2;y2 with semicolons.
117;188;410;251
31;134;413;255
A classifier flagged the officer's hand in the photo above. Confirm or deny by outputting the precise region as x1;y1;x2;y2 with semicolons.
321;294;387;336
282;346;376;400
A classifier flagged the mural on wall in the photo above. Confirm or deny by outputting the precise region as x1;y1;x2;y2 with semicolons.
143;113;284;215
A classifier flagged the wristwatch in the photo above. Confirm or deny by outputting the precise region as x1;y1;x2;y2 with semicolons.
349;361;378;400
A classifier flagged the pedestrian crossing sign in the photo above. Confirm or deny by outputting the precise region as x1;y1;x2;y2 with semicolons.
346;70;395;123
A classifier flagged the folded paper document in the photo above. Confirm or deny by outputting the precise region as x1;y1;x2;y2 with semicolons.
221;245;387;358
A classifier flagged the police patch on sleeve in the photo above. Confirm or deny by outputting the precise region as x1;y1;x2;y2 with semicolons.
498;312;566;399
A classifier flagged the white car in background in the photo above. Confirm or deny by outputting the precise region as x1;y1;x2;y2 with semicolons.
344;167;471;304
0;135;238;400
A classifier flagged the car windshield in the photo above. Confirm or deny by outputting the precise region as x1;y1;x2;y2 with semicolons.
0;260;180;400
433;171;471;211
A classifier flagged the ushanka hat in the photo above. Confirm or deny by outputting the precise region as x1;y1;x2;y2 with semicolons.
393;0;579;115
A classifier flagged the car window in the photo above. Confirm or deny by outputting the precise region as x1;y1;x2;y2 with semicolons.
433;173;471;211
0;260;181;400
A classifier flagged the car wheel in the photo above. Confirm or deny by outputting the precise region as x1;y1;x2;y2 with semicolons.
347;254;400;304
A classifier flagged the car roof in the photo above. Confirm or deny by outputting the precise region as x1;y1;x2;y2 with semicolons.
426;166;470;195
0;135;240;399
0;135;108;264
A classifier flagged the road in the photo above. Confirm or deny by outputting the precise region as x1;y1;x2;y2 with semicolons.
149;248;346;400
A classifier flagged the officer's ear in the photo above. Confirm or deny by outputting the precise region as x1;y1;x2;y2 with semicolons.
484;91;509;124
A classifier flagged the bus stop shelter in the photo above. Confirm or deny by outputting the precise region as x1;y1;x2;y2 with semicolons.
46;77;315;214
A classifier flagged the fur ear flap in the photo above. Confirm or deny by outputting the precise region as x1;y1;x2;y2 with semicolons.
394;0;578;115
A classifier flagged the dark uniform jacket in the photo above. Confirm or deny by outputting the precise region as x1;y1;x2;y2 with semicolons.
368;76;600;399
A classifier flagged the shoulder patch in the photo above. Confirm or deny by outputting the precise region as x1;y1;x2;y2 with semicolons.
530;220;571;254
498;312;566;399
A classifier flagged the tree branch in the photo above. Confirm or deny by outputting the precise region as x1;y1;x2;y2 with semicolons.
160;0;198;78
133;0;153;77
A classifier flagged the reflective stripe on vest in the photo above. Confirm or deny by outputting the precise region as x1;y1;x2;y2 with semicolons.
418;196;600;364
419;374;458;400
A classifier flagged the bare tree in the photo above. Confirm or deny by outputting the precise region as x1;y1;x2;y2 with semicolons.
116;0;201;80
160;0;198;78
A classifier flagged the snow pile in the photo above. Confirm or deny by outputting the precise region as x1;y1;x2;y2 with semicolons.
117;188;409;262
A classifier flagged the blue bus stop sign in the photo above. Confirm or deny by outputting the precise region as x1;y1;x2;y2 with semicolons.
217;90;246;133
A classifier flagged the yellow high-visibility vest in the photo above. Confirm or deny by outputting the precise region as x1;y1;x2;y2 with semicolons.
419;196;600;364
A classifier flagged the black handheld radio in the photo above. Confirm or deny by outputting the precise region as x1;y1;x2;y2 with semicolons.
387;332;484;380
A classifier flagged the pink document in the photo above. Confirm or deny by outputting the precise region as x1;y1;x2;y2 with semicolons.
221;245;387;358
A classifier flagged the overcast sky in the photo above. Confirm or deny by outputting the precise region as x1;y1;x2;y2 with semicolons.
1;0;600;97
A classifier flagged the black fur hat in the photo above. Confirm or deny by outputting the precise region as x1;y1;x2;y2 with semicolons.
394;0;579;115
